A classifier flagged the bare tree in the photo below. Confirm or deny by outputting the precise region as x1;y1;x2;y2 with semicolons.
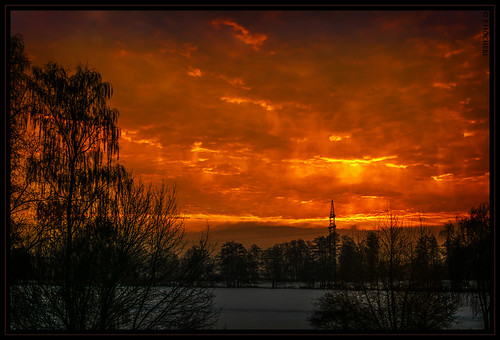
338;235;362;285
98;178;219;330
11;176;219;331
360;230;380;283
9;34;46;278
247;244;263;284
263;243;284;288
9;34;34;216
218;241;248;287
19;60;123;330
9;52;219;331
181;227;217;287
310;210;460;331
440;203;492;330
310;234;338;289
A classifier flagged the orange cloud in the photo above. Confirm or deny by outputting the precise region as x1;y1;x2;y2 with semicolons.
220;96;279;111
121;129;163;149
187;66;202;77
433;82;457;90
219;75;251;90
212;18;268;50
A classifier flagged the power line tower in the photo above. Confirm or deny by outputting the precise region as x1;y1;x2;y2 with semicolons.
328;200;337;287
329;200;336;233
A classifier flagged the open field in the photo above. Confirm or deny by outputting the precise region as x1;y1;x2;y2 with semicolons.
212;287;484;331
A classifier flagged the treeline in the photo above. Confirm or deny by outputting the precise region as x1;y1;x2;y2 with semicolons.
186;206;490;294
209;237;336;289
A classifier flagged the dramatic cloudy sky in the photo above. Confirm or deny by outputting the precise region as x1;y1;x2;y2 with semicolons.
11;8;491;233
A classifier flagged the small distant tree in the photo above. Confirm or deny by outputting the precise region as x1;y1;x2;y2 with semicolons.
182;228;217;287
360;230;379;283
219;241;248;287
311;234;338;288
302;241;317;288
263;244;284;288
412;227;443;288
284;239;313;283
247;244;263;284
338;235;362;285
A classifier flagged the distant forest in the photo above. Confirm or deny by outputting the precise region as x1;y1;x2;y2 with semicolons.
188;212;490;292
8;34;493;332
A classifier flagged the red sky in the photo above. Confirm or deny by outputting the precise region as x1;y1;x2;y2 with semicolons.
11;8;491;239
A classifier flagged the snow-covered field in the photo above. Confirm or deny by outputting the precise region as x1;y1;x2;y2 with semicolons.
212;288;485;331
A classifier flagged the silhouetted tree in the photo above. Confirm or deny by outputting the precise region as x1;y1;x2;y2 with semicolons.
412;227;443;288
9;34;35;217
301;240;317;288
360;230;379;283
310;210;459;331
309;290;381;330
311;234;338;288
11;170;219;331
20;60;122;330
263;244;285;288
284;239;313;283
440;203;492;330
9;48;219;330
182;228;217;287
338;235;362;285
99;179;219;330
9;34;42;284
219;241;248;287
309;287;458;331
247;244;263;284
440;222;465;289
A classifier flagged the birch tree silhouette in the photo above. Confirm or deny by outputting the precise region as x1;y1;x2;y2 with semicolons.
9;36;219;331
9;34;42;267
25;61;123;330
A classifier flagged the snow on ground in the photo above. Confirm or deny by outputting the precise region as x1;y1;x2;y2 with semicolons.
213;288;322;330
212;288;485;331
448;305;485;330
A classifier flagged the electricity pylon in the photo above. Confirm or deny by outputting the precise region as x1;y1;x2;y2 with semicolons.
329;200;336;233
328;200;337;287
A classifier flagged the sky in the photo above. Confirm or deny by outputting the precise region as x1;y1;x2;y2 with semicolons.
10;8;491;237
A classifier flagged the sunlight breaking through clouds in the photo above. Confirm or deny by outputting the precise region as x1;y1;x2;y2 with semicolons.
220;96;279;111
187;66;202;77
432;173;454;182
328;134;351;142
315;155;399;166
121;129;164;149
